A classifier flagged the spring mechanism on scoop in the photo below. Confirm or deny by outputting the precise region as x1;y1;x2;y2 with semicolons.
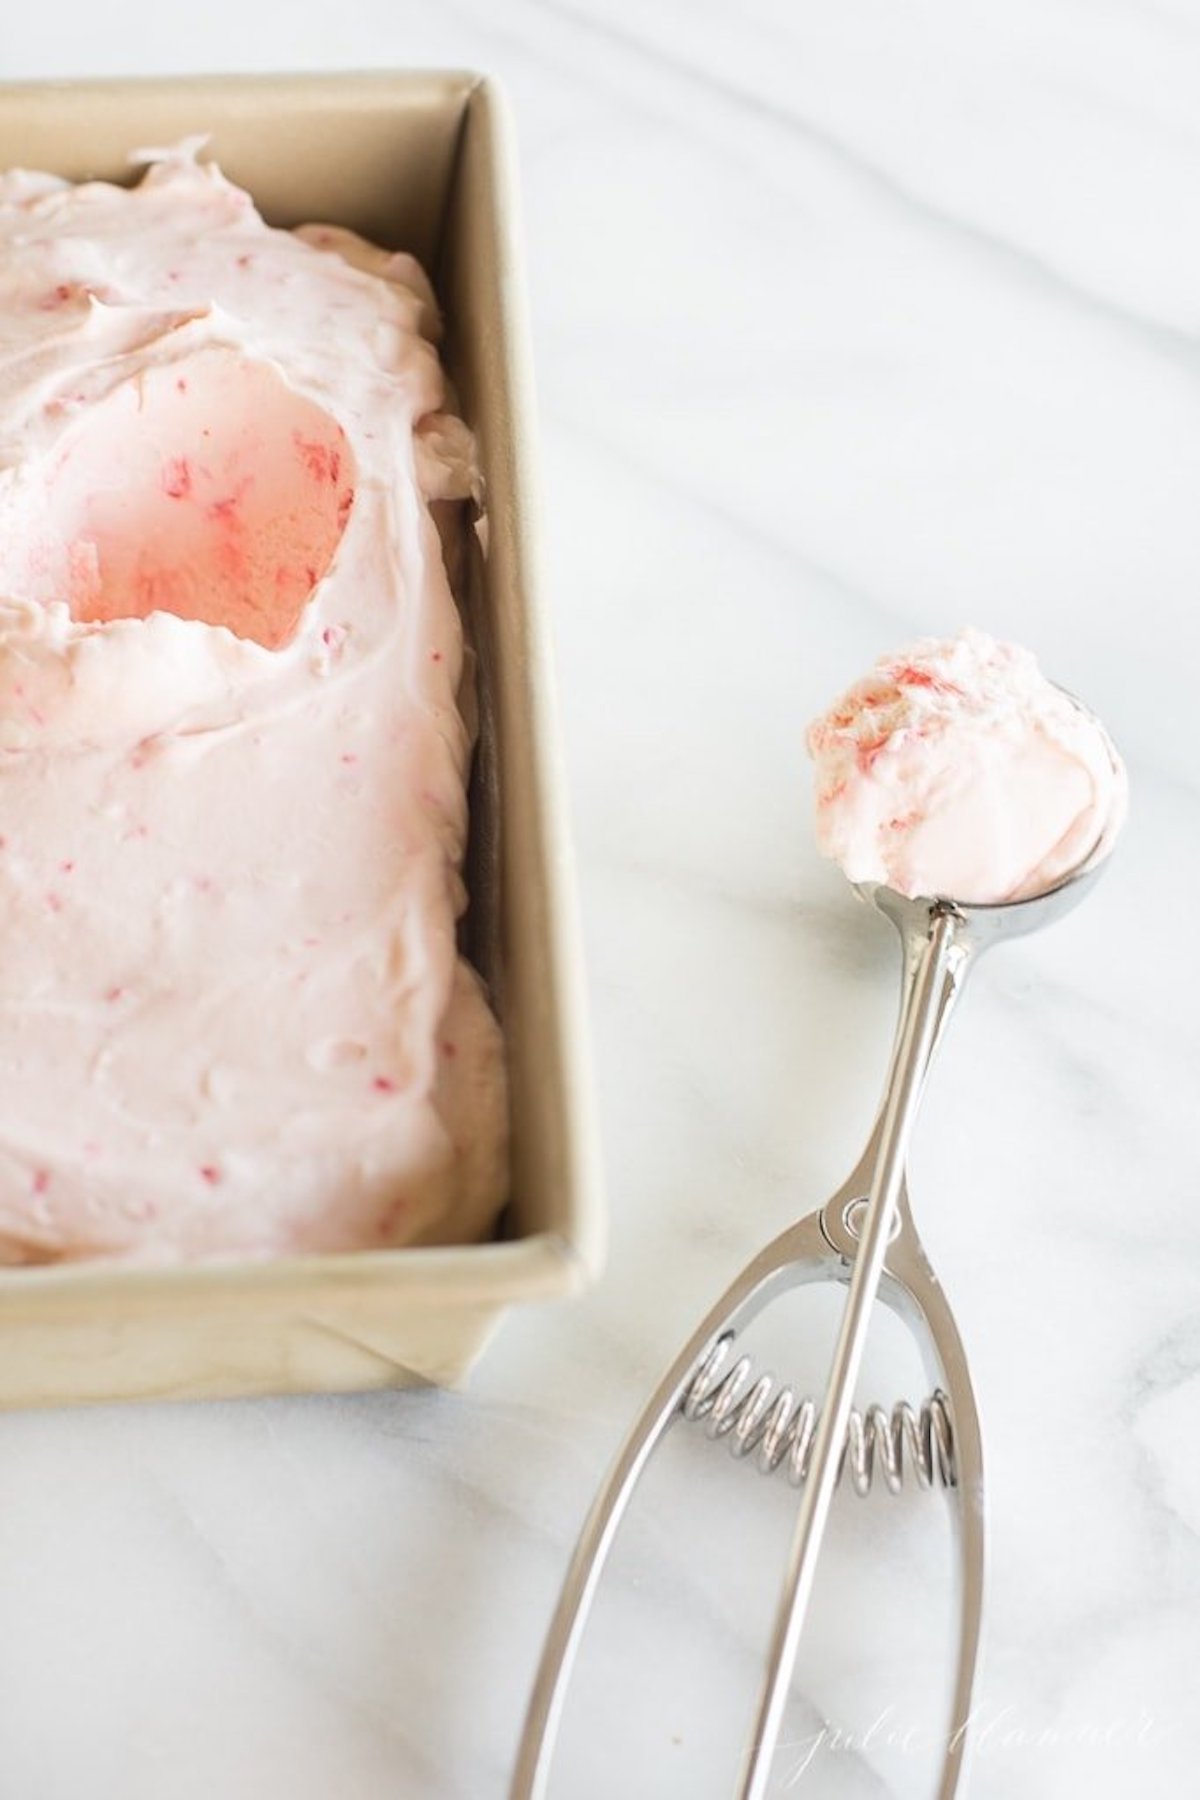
680;1330;956;1497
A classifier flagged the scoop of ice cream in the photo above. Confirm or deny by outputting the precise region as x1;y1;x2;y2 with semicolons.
807;630;1127;904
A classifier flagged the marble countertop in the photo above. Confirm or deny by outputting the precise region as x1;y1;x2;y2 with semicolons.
2;4;1199;1796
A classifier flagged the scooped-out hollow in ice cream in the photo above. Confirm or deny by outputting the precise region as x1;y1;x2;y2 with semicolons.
807;629;1127;904
6;348;358;650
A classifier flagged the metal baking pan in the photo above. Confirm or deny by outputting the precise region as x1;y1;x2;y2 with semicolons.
0;71;603;1406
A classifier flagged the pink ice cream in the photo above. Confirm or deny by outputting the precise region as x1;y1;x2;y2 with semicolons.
807;630;1126;904
0;144;506;1263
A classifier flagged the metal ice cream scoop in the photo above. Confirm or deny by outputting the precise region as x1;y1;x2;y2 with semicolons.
512;696;1125;1800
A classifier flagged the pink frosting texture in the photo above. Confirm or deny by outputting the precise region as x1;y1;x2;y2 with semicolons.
0;145;507;1263
808;630;1127;904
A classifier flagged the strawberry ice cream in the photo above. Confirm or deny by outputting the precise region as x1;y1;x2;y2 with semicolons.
807;630;1127;904
0;144;506;1262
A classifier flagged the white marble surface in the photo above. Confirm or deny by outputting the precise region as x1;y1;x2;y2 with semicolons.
2;4;1199;1795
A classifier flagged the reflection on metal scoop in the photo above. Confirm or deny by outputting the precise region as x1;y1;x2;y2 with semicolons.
512;702;1124;1800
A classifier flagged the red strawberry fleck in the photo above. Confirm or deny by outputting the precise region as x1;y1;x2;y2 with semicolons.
32;1169;50;1196
294;435;329;480
891;662;962;697
37;283;74;310
854;729;892;761
198;1165;222;1186
378;1197;409;1241
372;1076;396;1094
163;457;192;500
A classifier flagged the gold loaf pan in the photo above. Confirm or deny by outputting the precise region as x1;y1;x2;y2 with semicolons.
0;72;603;1407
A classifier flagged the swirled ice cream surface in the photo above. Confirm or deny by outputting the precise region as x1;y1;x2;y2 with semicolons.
0;144;506;1262
808;630;1127;903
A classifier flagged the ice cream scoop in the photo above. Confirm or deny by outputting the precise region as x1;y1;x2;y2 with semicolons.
808;629;1127;903
514;643;1126;1800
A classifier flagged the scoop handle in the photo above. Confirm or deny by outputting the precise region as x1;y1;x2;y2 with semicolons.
734;905;966;1800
